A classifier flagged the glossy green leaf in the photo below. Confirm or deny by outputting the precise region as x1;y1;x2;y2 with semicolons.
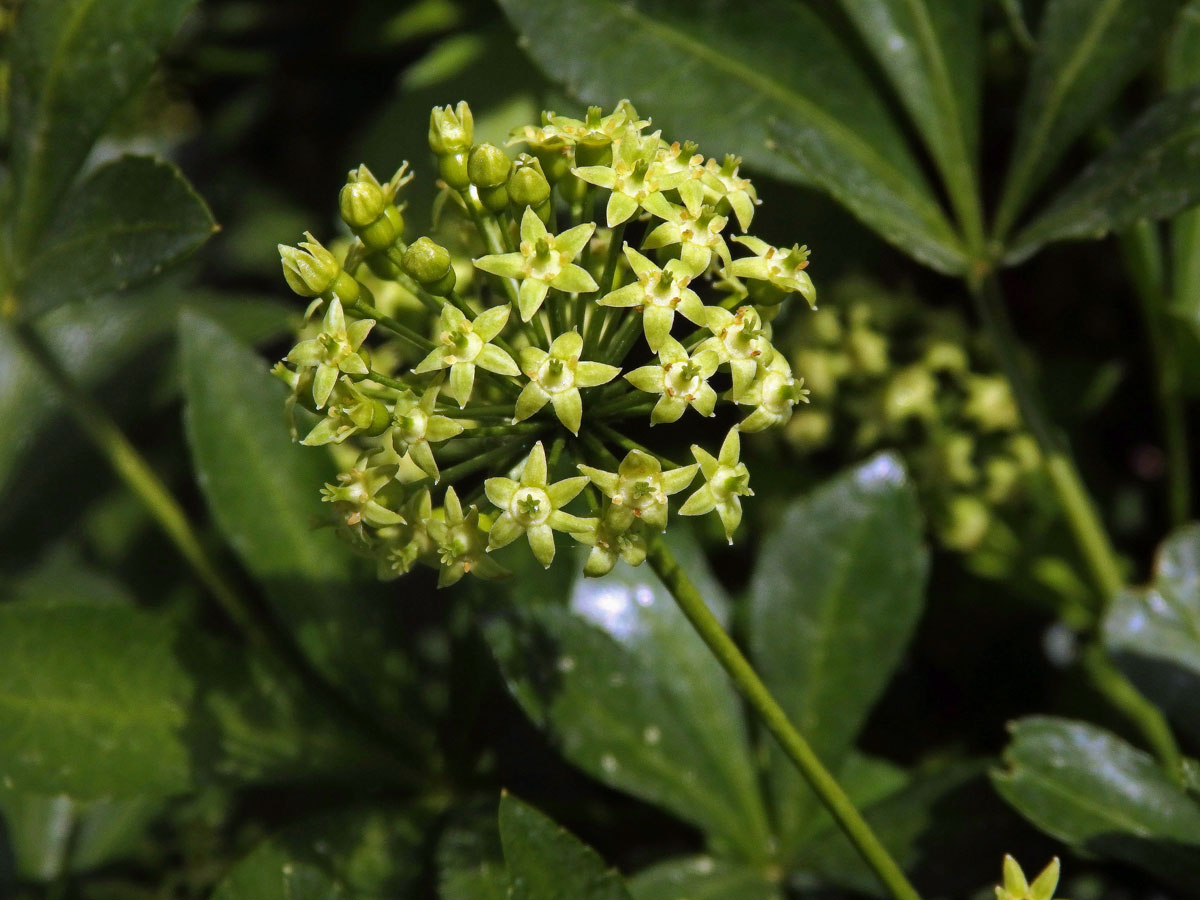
1007;85;1200;262
7;0;198;252
499;793;632;900
795;762;1002;897
211;808;427;900
497;0;966;275
1104;524;1200;742
0;601;193;801
628;856;780;900
486;549;772;862
747;453;927;852
995;0;1185;238
179;312;421;738
993;716;1200;892
18;156;216;319
838;0;984;245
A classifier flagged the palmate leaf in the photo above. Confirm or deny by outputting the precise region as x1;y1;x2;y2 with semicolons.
1006;84;1200;263
6;0;198;254
497;0;966;275
993;716;1200;894
993;0;1185;239
746;454;927;854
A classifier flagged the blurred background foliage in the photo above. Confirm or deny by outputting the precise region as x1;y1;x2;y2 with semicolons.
2;0;1200;898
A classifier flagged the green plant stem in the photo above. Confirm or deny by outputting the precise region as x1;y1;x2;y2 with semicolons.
7;319;265;646
593;422;680;468
969;276;1124;599
645;540;922;900
1117;222;1190;526
1081;645;1184;783
350;300;433;351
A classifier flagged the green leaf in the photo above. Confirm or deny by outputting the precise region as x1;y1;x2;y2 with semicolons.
0;601;193;801
497;0;966;275
7;0;198;253
993;716;1200;893
1104;523;1200;743
746;453;927;853
437;800;509;900
1006;84;1200;262
179;312;421;738
628;857;780;900
1169;3;1200;329
994;0;1185;238
837;0;984;246
211;808;427;900
795;762;1004;897
17;156;216;319
499;793;632;900
485;545;772;863
1167;0;1200;90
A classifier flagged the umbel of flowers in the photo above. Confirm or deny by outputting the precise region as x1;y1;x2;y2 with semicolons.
275;100;816;587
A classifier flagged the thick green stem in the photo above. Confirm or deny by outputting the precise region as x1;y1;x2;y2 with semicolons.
1117;223;1190;525
646;540;922;900
969;276;1124;598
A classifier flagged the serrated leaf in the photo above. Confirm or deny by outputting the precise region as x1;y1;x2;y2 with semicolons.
1007;85;1200;262
485;545;772;863
1104;524;1200;743
179;312;423;741
838;0;984;245
498;0;966;275
993;716;1200;893
17;156;216;319
211;808;427;900
994;0;1185;238
628;856;780;900
7;0;198;253
746;453;927;854
0;601;193;801
499;793;632;900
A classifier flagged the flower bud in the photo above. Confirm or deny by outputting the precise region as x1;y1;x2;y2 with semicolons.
469;143;511;213
508;154;551;209
278;233;361;302
339;180;385;229
937;494;990;551
880;364;938;425
402;237;456;296
428;101;474;156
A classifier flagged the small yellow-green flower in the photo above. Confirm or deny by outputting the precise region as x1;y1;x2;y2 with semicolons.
624;336;720;424
578;449;697;532
413;303;518;407
697;305;775;400
474;207;597;322
573;127;690;227
701;155;759;231
322;460;405;529
642;197;732;277
729;235;815;307
390;380;464;481
598;246;707;352
515;330;620;435
285;297;375;408
279;232;364;302
737;355;809;433
301;378;391;446
573;515;649;578
995;855;1063;900
679;428;753;543
430;486;509;587
484;442;593;567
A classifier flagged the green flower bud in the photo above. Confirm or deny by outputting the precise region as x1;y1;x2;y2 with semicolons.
846;325;889;376
439;153;471;191
339;180;385;229
429;101;474;156
937;494;990;551
880;364;937;426
785;408;833;451
402;237;456;296
278;232;362;302
469;143;511;213
508;154;551;209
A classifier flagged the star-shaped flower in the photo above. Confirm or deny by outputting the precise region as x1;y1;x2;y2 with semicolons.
737;355;809;433
484;442;593;567
654;140;707;212
573;127;690;226
429;486;509;587
578;449;697;532
285;297;375;408
412;303;519;407
696;305;776;400
624;336;720;424
514;330;620;435
474;208;597;322
573;514;650;578
679;428;753;543
597;246;707;352
390;380;464;481
641;198;732;277
301;378;391;446
701;155;759;231
995;856;1063;900
380;489;437;578
729;236;815;307
322;460;405;530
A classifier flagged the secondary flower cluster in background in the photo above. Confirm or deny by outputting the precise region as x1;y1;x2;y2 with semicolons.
275;100;815;586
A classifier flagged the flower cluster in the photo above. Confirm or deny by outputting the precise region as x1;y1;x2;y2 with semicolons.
781;276;1043;559
275;100;815;586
